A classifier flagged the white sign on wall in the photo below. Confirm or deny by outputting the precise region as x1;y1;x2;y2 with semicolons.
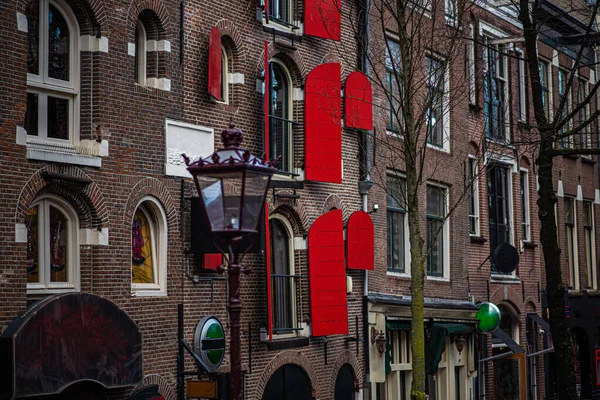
165;119;214;178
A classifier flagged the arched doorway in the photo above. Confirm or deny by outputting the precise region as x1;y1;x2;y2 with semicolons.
262;364;312;400
334;364;355;400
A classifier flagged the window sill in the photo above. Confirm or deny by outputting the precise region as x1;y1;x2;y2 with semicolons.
581;155;596;164
426;276;449;282
132;289;167;297
387;271;411;279
426;142;450;154
490;275;520;284
470;235;487;244
27;286;79;297
522;240;537;249
22;136;108;168
266;336;309;351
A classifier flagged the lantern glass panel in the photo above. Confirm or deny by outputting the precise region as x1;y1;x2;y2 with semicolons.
241;172;271;231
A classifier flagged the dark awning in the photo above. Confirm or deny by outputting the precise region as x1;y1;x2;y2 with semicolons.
526;313;554;357
426;323;475;375
492;329;524;354
527;312;550;331
386;320;411;331
0;293;142;398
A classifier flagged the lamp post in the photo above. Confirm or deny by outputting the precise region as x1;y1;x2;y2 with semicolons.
183;122;276;400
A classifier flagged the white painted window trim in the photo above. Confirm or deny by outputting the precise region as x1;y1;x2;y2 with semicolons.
215;45;229;105
583;200;597;290
468;24;476;105
27;194;80;295
539;58;553;121
26;0;80;151
468;156;480;237
135;20;147;86
520;168;531;243
267;59;294;175
426;182;450;280
268;214;298;339
516;49;527;122
131;196;168;297
387;171;411;277
564;196;580;290
425;53;451;153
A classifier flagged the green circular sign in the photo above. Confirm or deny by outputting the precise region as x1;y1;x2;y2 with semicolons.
475;302;502;333
193;316;225;372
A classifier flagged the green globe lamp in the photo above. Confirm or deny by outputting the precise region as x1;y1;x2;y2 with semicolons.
475;302;501;333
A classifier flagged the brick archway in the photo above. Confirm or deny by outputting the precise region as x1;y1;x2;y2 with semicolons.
254;351;318;399
322;194;350;222
136;374;176;400
123;177;178;229
15;165;108;229
328;350;363;397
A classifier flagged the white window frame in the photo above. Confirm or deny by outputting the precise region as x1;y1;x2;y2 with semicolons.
26;194;80;295
564;196;580;290
385;34;403;137
216;44;229;104
386;329;413;399
266;59;294;175
468;156;480;237
492;303;520;349
583;200;597;290
135;19;147;86
387;171;411;277
269;214;298;338
578;77;592;153
539;59;553;121
480;22;511;143
445;0;457;25
131;196;168;296
425;53;451;153
426;182;450;280
520;168;531;242
26;0;80;148
260;0;298;35
467;24;476;106
557;68;574;148
516;51;527;122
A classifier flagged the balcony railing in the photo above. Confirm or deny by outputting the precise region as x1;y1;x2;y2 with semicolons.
271;273;302;334
267;115;299;175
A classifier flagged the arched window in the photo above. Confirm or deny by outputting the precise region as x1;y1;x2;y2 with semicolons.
267;60;293;173
219;44;229;104
26;195;79;293
135;19;147;85
25;0;79;144
269;216;296;335
131;197;167;295
493;304;520;347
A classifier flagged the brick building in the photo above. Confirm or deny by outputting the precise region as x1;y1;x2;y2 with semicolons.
1;0;600;399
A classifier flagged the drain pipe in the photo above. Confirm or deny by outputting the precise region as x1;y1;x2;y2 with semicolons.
358;0;374;396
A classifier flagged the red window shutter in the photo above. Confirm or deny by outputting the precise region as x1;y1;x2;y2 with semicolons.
305;63;342;183
308;209;348;336
203;254;222;270
208;27;222;101
345;72;373;130
264;42;270;160
304;0;341;41
346;211;374;270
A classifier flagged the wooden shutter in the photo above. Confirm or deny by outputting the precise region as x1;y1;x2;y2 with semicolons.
305;63;342;183
309;209;348;336
208;27;222;101
346;211;374;270
345;72;373;130
305;0;341;41
264;42;270;160
203;254;222;270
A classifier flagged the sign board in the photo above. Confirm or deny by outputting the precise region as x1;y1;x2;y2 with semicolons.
193;316;225;372
186;380;218;399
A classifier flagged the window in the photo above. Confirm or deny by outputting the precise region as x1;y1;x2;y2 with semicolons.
131;198;167;295
386;38;402;133
387;174;409;274
578;78;591;150
426;56;448;149
483;39;508;142
266;0;292;25
386;330;412;399
468;157;480;236
427;185;448;277
520;170;530;241
219;45;229;104
266;61;294;173
26;195;79;294
25;0;78;145
269;217;297;335
135;20;147;85
516;56;526;122
564;197;578;290
492;304;519;347
445;0;457;24
539;60;551;120
583;201;596;289
488;165;512;274
558;69;573;148
467;25;476;105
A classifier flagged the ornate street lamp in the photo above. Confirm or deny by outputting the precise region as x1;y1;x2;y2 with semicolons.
183;122;277;400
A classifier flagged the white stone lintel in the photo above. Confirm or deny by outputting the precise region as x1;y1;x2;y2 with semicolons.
15;224;27;243
80;227;109;246
229;73;245;85
16;126;27;145
293;88;304;101
293;237;307;250
128;43;136;56
17;12;28;32
80;35;109;53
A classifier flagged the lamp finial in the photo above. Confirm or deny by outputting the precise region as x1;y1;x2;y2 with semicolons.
221;120;243;148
